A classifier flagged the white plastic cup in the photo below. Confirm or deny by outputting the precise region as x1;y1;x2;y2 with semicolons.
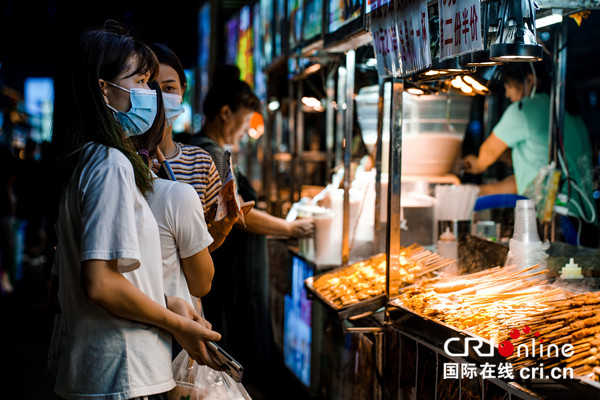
312;209;338;266
513;199;540;243
297;205;314;260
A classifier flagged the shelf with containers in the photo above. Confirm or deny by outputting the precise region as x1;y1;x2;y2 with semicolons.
257;0;397;397
381;1;600;399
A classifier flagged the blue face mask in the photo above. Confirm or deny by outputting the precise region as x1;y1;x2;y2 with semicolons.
162;92;184;128
105;81;158;137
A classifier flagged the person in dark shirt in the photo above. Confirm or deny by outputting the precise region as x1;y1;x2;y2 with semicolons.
190;66;314;390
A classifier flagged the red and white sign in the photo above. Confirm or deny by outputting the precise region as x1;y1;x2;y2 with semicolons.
371;2;401;78
439;0;483;60
370;0;431;78
394;0;431;77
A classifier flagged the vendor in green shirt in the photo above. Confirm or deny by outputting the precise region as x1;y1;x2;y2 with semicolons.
463;62;596;228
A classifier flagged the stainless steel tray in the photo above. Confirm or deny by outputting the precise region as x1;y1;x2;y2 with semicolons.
304;273;386;320
304;246;455;319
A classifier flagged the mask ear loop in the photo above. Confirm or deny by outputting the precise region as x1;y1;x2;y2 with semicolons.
106;103;119;114
529;61;537;99
105;81;132;93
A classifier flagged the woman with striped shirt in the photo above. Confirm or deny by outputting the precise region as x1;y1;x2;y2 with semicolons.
150;43;238;252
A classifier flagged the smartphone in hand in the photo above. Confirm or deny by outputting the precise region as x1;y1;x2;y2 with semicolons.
206;341;244;383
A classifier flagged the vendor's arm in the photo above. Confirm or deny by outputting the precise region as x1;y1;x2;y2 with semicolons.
478;175;518;195
463;132;509;174
240;207;314;238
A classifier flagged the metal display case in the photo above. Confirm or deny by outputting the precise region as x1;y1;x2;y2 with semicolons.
259;0;600;398
385;303;600;399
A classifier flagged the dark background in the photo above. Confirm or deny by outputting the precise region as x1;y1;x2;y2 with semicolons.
0;0;251;91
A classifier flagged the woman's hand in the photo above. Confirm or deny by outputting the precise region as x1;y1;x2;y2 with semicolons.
165;296;201;322
287;219;315;238
166;296;222;367
206;203;239;252
173;318;223;368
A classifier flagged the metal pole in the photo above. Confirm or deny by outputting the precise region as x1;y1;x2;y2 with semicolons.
556;23;567;158
374;77;386;253
296;81;305;202
554;22;568;243
289;83;297;205
548;23;567;242
264;106;273;214
374;331;384;400
325;71;336;179
385;78;403;313
336;65;347;168
342;49;356;265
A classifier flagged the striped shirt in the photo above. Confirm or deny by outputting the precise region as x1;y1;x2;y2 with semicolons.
165;142;221;214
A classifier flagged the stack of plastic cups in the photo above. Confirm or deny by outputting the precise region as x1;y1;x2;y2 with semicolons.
504;199;548;275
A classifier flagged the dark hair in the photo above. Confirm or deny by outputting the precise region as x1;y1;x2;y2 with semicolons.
203;64;261;121
212;64;241;82
503;59;582;115
503;60;550;94
52;20;161;194
149;42;187;91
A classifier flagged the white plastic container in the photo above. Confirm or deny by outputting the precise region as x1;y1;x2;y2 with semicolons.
312;208;337;266
437;228;458;275
504;199;548;274
560;258;583;279
354;85;472;175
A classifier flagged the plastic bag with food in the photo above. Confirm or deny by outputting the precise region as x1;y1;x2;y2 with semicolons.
168;350;252;400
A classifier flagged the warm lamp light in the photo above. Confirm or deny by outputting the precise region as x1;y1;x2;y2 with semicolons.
248;112;264;139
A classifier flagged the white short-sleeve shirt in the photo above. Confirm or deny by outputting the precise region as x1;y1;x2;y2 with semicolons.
54;143;174;400
146;178;213;310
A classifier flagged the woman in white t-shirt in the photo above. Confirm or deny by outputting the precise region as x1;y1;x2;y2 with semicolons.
50;22;221;400
132;114;217;356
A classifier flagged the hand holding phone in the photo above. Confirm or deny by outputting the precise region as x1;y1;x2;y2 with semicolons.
206;341;244;383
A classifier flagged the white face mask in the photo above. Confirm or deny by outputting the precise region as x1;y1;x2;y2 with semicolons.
162;92;184;128
105;81;158;137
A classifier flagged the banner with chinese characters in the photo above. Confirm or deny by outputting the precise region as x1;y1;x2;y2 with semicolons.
370;0;431;78
438;0;483;61
394;0;431;77
370;2;402;78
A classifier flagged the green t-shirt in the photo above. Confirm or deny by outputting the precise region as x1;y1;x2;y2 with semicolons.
493;93;594;217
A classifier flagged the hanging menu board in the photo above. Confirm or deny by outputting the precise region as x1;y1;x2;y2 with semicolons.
370;2;401;77
395;0;432;76
438;0;483;61
370;0;431;78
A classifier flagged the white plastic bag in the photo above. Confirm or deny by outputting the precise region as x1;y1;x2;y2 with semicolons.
168;350;252;400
